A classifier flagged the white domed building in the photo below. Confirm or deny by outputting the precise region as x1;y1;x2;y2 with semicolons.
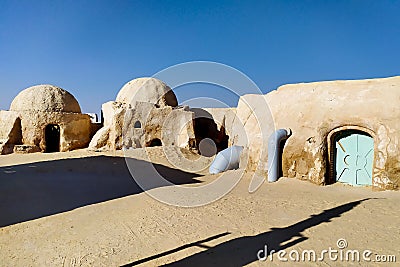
89;77;196;150
116;77;178;108
0;85;92;154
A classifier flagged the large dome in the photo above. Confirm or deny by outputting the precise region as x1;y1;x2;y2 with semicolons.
10;84;81;113
116;77;178;107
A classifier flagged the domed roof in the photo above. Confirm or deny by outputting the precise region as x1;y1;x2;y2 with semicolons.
116;77;177;107
10;84;81;113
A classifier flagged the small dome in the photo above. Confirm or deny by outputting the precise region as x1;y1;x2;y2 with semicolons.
10;84;81;113
116;77;177;107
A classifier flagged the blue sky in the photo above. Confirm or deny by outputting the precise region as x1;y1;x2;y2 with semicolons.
0;0;399;113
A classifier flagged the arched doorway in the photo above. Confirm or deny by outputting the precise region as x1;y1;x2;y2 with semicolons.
327;127;374;186
45;124;60;152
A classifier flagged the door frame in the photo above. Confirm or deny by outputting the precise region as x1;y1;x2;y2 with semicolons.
326;125;375;185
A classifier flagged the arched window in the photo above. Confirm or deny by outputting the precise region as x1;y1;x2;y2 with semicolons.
134;121;141;128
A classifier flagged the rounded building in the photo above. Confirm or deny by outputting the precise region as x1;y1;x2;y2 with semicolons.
89;77;194;150
10;84;82;113
116;77;178;107
0;84;91;154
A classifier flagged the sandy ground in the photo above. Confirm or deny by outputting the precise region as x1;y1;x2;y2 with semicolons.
0;148;399;266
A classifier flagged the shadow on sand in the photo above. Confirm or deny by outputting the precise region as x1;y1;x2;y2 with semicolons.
122;198;372;267
0;156;201;227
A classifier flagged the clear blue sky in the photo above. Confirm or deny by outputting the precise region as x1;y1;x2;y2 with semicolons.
1;0;399;113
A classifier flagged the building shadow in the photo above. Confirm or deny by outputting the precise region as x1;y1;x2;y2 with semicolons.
122;198;371;266
121;232;231;267
0;156;201;227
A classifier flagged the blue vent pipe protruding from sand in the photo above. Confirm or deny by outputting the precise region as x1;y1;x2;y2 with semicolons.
209;146;244;174
267;128;292;182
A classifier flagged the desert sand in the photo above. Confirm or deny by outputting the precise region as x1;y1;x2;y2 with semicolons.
0;148;399;266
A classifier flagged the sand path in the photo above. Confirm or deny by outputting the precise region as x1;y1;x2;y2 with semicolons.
0;149;399;266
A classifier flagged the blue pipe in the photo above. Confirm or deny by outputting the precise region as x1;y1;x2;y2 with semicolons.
209;146;243;174
267;128;291;182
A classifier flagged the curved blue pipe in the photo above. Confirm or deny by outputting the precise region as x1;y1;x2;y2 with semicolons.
209;146;243;174
267;128;291;182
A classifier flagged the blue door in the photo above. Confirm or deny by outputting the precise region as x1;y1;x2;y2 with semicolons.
335;132;373;186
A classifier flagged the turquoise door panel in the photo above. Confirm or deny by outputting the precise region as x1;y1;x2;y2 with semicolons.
335;132;373;186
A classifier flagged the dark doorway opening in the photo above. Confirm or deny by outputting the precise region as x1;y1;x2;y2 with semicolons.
191;108;229;155
45;124;60;153
146;138;162;147
278;139;288;178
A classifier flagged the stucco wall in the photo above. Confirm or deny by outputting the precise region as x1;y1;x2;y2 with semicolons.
203;108;237;142
234;76;400;190
0;111;21;154
90;101;195;150
18;111;91;152
0;110;91;153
